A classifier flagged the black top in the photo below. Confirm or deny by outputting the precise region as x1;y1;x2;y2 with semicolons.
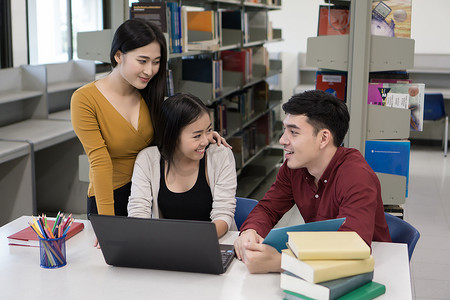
158;156;213;221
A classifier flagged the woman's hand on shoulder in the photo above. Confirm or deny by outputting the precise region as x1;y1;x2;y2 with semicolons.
210;131;232;149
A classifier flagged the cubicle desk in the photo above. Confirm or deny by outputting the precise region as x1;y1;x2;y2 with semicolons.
0;217;412;299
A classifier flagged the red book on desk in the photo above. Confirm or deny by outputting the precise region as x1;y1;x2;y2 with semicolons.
7;220;85;247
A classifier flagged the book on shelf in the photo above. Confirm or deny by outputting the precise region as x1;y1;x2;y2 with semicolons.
369;70;409;82
255;114;270;150
166;69;174;97
221;49;252;85
130;2;182;53
253;80;269;114
365;139;410;197
281;271;374;300
8;220;85;247
186;10;219;51
221;10;242;31
281;248;375;284
370;78;412;84
337;281;386;300
367;82;425;131
228;134;244;169
318;5;350;36
371;0;411;38
262;218;346;253
251;46;269;79
181;57;222;98
130;2;168;33
315;71;347;102
287;231;370;260
166;2;182;53
180;6;189;52
215;103;228;137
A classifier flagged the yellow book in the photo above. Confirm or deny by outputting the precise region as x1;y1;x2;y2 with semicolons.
281;249;375;284
287;231;370;260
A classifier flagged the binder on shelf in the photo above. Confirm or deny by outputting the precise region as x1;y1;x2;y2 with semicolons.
365;139;410;197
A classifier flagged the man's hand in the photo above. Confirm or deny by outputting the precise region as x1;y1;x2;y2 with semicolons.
234;229;263;260
234;229;282;274
242;242;282;274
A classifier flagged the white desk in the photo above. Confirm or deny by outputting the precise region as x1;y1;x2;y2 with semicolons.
0;217;412;299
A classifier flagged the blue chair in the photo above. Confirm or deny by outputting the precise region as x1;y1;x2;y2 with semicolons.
423;93;448;157
384;212;420;261
234;197;258;230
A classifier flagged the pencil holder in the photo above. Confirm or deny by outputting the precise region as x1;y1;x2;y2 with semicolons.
39;235;67;268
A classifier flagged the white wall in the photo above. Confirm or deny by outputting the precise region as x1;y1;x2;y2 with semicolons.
411;0;450;54
266;0;450;101
11;0;28;66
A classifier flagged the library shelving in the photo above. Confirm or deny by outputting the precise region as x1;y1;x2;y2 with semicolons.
166;0;284;198
305;0;415;213
0;61;95;225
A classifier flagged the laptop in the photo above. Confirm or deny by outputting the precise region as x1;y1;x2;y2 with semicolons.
89;214;235;274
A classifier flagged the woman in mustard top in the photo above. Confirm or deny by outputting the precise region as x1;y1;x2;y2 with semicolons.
71;19;227;234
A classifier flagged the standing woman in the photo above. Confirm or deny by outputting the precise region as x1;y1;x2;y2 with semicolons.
71;19;167;219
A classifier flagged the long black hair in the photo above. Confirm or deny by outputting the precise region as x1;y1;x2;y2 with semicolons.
110;18;167;136
156;93;210;173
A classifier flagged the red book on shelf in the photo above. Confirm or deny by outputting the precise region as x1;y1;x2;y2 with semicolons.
7;220;85;247
318;5;350;36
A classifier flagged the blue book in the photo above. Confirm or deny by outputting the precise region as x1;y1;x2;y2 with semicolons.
364;140;410;197
166;2;182;53
262;218;346;253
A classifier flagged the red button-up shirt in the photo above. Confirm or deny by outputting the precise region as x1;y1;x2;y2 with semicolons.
241;147;391;245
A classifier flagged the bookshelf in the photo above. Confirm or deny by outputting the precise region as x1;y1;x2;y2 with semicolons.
167;1;284;198
0;61;94;225
305;0;415;212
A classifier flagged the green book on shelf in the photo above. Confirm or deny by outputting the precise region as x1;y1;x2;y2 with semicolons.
337;281;386;300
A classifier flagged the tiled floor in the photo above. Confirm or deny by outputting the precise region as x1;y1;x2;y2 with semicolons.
406;145;450;300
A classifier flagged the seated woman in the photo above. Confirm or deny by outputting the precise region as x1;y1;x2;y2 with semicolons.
128;93;237;237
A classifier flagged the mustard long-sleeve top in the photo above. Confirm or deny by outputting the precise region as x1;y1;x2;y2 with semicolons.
71;82;153;215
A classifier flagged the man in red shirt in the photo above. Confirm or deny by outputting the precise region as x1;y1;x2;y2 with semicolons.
234;90;391;273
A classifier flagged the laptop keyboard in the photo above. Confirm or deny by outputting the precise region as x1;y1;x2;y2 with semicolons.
221;249;235;269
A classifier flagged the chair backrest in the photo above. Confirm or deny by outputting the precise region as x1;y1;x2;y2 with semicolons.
423;93;446;121
384;212;420;261
234;197;259;230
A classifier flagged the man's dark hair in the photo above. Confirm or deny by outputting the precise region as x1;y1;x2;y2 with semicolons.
282;90;350;147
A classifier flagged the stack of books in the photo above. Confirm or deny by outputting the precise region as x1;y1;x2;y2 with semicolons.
280;231;386;300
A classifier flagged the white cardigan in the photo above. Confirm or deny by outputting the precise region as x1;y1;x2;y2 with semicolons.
127;144;238;230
